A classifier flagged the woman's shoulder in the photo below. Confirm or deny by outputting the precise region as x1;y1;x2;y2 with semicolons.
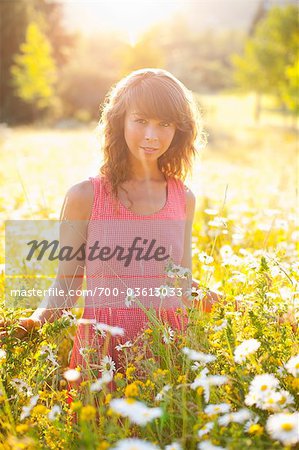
61;179;94;220
66;179;94;201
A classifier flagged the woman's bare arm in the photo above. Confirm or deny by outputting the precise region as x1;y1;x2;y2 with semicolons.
28;180;94;324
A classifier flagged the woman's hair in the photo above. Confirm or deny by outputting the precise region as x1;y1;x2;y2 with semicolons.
98;68;206;208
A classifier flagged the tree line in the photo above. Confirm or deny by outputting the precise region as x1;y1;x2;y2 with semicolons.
0;1;298;125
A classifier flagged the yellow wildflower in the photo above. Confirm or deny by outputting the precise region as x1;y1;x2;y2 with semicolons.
16;424;29;434
114;373;124;381
105;393;112;405
145;328;153;334
145;379;155;389
70;401;82;412
80;405;96;421
197;387;204;396
177;375;187;383
125;383;139;398
97;441;110;450
248;424;263;435
292;378;299;390
32;405;48;416
126;365;136;380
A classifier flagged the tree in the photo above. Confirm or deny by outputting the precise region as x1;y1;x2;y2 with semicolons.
281;58;299;115
0;0;75;124
10;22;58;117
232;5;299;122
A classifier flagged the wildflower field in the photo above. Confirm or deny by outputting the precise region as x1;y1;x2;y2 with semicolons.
0;96;298;449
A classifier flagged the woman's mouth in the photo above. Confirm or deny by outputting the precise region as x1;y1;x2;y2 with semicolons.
141;146;158;154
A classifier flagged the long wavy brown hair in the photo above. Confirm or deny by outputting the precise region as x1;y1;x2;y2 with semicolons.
98;68;206;212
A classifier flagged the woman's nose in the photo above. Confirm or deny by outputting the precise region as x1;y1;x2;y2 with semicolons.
145;124;158;141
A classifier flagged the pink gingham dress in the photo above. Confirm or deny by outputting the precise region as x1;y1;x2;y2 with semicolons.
69;175;189;377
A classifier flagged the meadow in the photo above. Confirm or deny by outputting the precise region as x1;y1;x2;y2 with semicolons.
0;94;298;449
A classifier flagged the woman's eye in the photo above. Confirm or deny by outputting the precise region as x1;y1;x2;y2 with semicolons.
160;122;171;127
135;119;146;124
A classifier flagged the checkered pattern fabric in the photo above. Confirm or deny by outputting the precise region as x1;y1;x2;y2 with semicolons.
69;176;189;372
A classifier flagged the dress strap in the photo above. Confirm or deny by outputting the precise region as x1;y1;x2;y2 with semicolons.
170;178;187;218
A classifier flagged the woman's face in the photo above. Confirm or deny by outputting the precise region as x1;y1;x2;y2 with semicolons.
124;107;176;162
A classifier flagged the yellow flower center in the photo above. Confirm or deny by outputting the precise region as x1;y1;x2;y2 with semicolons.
278;396;286;405
281;423;293;431
261;385;268;391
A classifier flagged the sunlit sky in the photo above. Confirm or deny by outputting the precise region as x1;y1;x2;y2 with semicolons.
60;0;291;44
62;0;183;44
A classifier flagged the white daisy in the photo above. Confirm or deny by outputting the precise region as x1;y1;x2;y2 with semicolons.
94;323;124;337
197;421;214;437
182;347;216;364
109;398;162;426
115;341;133;351
198;252;214;264
233;339;261;364
204;403;231;416
20;394;39;421
245;391;261;408
204;208;218;215
77;318;97;325
218;408;252;426
191;361;202;371
100;355;116;377
191;369;228;402
61;310;78;326
220;245;233;260
184;286;206;302
266;412;299;446
110;398;136;416
285;354;299;377
93;325;106;338
0;349;6;362
277;390;295;409
249;373;279;397
155;384;171;401
79;347;89;358
261;391;286;412
213;320;227;331
63;369;81;382
162;326;175;344
165;261;191;279
48;405;61;421
197;440;227;450
165;443;183;450
11;378;33;397
131;404;163;426
90;372;113;392
112;438;159;450
125;290;138;307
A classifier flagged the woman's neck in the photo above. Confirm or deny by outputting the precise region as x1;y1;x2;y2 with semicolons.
128;159;165;183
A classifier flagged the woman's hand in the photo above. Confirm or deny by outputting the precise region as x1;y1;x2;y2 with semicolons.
277;308;297;333
0;317;41;341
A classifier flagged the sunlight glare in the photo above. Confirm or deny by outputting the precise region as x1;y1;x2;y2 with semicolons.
63;0;181;43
